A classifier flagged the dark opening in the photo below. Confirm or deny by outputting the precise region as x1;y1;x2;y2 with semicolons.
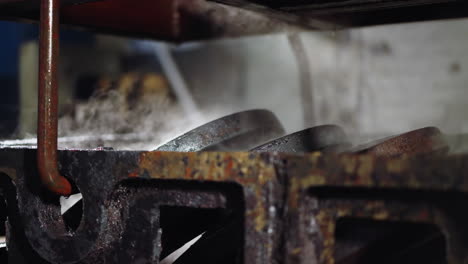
114;179;245;264
74;75;100;100
159;206;244;264
334;218;447;264
153;181;245;264
0;196;7;263
61;180;83;232
62;197;83;232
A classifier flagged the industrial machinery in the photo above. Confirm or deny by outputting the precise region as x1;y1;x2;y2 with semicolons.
1;0;468;263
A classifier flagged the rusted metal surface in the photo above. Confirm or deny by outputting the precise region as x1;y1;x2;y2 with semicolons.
0;149;284;263
157;109;285;151
60;0;303;41
0;0;302;41
284;152;468;264
37;0;72;196
0;147;467;263
292;198;467;264
352;127;448;157
213;0;468;29
251;125;350;153
285;153;468;199
3;0;468;38
0;124;464;263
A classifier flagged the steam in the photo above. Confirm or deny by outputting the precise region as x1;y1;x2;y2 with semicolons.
57;89;223;150
55;42;219;150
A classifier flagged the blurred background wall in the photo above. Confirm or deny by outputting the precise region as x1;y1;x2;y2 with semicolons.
0;17;467;148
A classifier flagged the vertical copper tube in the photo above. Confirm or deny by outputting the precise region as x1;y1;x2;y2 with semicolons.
38;0;72;196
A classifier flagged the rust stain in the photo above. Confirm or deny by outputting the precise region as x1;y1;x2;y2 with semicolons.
185;166;192;178
135;150;467;264
356;155;374;184
207;161;215;181
373;210;390;220
386;158;408;174
310;152;322;163
288;177;300;209
138;150;277;236
128;170;139;178
254;189;266;231
291;247;302;255
283;152;468;192
342;155;357;174
139;151;276;183
312;202;441;264
300;174;326;189
224;156;233;176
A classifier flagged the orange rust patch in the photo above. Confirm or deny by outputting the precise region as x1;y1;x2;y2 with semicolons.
342;155;357;174
386;158;408;174
224;156;233;177
128;170;139;178
185;167;192;177
356;155;374;184
138;151;277;237
138;151;276;184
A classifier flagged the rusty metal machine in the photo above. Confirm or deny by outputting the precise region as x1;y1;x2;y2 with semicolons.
1;0;468;263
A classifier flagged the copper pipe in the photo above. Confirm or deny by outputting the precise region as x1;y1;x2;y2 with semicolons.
38;0;72;196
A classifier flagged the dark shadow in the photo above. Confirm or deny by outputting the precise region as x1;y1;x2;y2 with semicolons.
0;173;48;263
335;218;446;264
